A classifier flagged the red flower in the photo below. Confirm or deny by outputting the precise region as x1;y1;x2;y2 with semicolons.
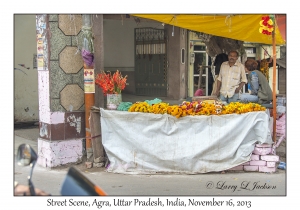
95;70;127;95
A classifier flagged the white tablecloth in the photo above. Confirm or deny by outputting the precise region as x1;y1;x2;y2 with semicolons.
100;108;272;174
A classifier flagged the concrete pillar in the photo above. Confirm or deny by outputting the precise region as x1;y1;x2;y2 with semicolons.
36;15;84;168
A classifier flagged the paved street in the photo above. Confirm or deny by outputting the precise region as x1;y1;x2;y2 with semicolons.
14;127;286;197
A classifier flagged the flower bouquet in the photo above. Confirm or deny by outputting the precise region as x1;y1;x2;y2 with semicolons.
95;70;127;109
95;70;127;96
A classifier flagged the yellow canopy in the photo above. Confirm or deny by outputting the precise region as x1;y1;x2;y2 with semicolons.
133;14;285;45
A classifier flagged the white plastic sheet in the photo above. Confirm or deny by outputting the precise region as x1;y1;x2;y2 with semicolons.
100;108;272;174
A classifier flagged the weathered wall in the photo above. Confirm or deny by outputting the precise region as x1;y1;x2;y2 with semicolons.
14;15;39;122
103;15;164;69
103;17;164;95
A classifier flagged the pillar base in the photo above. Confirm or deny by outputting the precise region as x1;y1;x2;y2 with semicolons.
86;148;93;160
37;138;83;168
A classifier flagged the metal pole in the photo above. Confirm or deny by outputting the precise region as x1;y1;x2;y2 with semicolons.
272;21;277;143
82;14;95;159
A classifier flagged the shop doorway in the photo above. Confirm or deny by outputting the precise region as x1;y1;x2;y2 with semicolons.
193;45;209;96
134;28;167;97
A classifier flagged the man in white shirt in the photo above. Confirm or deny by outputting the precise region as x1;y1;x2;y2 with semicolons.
214;51;247;103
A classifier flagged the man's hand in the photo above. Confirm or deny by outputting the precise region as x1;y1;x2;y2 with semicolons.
235;88;240;93
236;82;245;94
14;184;50;196
213;91;220;97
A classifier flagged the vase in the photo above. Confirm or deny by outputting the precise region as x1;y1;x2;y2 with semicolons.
106;94;122;110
